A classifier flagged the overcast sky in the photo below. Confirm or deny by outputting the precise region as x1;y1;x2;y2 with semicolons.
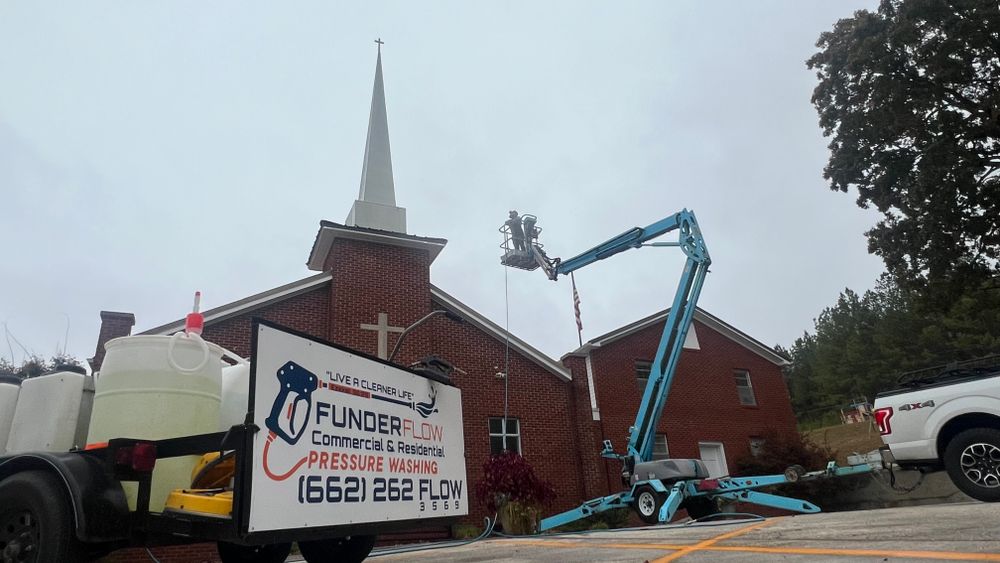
0;1;884;369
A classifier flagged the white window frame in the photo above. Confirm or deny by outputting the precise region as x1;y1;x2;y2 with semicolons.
635;360;652;395
488;417;521;455
698;441;729;478
734;369;757;406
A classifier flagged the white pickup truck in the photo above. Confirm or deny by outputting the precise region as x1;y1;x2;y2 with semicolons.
873;364;1000;502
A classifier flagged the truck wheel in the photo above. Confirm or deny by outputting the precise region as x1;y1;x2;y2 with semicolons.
681;496;720;520
0;470;90;563
217;541;291;563
944;427;1000;502
298;535;377;563
632;485;664;525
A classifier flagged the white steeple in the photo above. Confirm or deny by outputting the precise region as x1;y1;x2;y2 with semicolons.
346;39;407;233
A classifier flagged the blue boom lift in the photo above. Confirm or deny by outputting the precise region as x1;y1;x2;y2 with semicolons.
500;210;875;531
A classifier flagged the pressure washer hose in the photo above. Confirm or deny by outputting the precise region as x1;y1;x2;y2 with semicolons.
262;431;308;481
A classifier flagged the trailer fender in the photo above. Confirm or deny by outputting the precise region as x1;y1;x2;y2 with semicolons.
0;452;130;543
644;479;670;494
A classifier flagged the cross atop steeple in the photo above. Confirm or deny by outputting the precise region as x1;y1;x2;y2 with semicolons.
346;40;407;233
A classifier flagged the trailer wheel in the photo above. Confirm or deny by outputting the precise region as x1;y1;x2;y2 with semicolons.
216;541;291;563
632;485;665;525
0;470;90;563
298;535;377;563
681;496;720;520
783;464;806;483
944;427;1000;502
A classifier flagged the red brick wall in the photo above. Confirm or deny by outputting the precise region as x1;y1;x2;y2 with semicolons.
562;355;617;501
321;235;586;522
326;238;434;354
573;318;797;496
200;286;331;358
421;312;585;523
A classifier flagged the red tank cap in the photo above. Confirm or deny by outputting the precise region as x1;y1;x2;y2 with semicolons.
185;291;204;335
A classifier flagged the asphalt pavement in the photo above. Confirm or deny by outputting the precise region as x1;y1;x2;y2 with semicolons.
356;502;1000;562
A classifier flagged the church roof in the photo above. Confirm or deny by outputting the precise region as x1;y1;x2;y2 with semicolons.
135;271;573;381
561;307;790;366
307;221;447;271
139;271;333;335
135;271;783;375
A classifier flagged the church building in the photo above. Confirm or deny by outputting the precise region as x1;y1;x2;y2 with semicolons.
92;47;796;556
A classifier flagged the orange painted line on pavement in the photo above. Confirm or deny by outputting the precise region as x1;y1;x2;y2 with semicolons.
500;538;690;550
651;518;781;562
382;534;1000;562
503;535;1000;563
707;545;1000;561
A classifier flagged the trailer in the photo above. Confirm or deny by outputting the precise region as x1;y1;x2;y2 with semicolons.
0;320;467;563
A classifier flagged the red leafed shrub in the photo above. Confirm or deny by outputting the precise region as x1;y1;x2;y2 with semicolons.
475;452;556;512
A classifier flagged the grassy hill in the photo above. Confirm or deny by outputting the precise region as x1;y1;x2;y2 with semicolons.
805;421;883;465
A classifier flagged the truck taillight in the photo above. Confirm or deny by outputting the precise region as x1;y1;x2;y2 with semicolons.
874;407;893;435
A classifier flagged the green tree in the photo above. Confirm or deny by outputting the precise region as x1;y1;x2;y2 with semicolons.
784;274;1000;425
808;0;1000;291
782;333;821;415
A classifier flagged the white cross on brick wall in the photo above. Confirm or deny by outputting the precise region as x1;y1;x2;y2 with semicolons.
360;312;404;359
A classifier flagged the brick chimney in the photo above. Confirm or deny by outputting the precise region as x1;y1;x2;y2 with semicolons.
89;311;135;372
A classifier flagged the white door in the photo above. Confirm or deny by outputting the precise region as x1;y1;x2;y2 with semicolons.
698;442;729;478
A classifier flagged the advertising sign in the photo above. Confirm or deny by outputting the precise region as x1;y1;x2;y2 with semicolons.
247;321;467;532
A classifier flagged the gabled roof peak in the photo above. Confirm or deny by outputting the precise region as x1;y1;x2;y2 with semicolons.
562;307;789;366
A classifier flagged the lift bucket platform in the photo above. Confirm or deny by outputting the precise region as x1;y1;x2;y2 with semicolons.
500;249;541;270
499;214;545;271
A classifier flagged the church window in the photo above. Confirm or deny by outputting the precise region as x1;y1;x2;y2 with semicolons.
635;360;652;395
734;370;757;406
488;417;521;455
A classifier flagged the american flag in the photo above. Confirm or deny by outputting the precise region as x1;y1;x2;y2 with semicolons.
571;272;583;345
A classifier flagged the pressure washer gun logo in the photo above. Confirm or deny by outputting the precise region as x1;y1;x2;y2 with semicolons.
265;361;318;446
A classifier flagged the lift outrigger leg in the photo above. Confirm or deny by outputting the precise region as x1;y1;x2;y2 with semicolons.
540;460;877;532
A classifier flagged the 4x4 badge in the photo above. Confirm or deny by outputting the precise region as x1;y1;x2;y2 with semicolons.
899;400;934;411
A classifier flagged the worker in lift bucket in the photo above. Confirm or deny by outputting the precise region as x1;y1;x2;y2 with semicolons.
505;210;526;252
522;215;539;246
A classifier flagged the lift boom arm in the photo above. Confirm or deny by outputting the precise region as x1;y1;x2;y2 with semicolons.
536;210;710;462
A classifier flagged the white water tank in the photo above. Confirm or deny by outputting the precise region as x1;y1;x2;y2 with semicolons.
219;361;250;431
87;333;224;512
5;367;94;454
0;376;22;453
